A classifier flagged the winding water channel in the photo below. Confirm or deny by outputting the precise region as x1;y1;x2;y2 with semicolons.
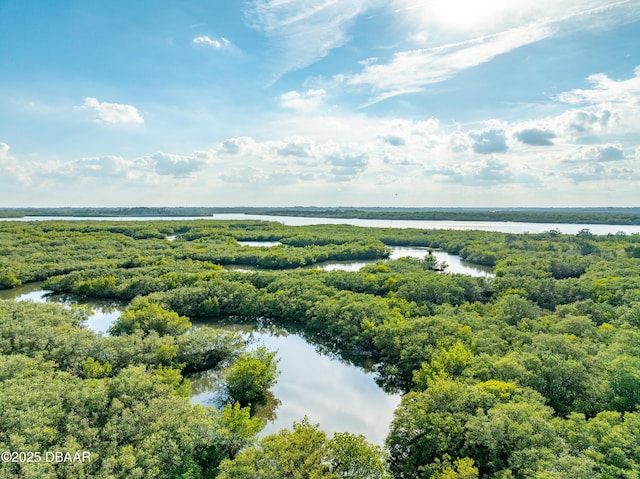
0;243;490;445
4;215;632;446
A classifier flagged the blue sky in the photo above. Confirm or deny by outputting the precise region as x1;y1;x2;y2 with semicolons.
1;0;639;207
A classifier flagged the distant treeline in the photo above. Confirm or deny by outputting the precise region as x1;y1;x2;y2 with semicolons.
2;206;640;224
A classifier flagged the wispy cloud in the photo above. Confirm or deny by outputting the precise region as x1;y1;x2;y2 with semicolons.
345;1;640;105
75;97;144;124
243;0;374;81
346;23;552;105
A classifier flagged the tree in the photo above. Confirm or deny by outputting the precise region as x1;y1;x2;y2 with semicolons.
217;418;391;479
217;418;335;479
329;432;391;479
212;402;265;460
109;297;191;337
225;346;280;407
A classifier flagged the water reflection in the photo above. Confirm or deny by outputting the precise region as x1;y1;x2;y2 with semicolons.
212;213;640;235
0;284;123;334
227;243;493;276
389;246;494;277
311;246;493;277
190;319;401;446
0;284;403;446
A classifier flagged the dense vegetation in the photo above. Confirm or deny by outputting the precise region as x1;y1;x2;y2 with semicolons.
2;219;640;478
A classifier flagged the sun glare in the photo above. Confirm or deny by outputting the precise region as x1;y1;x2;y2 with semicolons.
408;0;516;34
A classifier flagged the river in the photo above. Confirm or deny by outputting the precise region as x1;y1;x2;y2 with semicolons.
210;213;640;235
2;214;639;235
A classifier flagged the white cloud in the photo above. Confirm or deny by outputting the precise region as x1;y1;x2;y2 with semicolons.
555;65;640;105
514;128;557;146
345;1;640;105
347;22;552;105
33;151;206;186
60;155;130;179
75;97;144;124
424;157;537;186
219;137;256;155
243;0;374;80
193;35;231;49
0;142;31;185
563;161;636;182
277;136;315;158
469;128;509;154
279;89;327;113
144;152;205;177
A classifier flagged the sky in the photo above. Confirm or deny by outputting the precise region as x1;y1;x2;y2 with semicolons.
1;0;639;208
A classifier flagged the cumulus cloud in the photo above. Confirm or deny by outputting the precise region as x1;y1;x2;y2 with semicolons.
34;151;206;185
279;89;326;113
596;145;625;162
219;137;255;155
425;157;526;185
514;128;556;146
324;151;368;181
0;142;31;184
277;136;314;158
559;109;615;138
564;162;635;183
469;128;508;154
325;151;368;168
75;97;144;124
64;156;130;178
144;152;205;177
556;66;640;106
449;131;472;153
193;35;231;49
555;143;637;183
0;142;10;162
563;144;628;164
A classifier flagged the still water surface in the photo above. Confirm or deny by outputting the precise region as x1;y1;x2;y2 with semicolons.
213;213;640;235
0;282;122;334
189;321;401;445
3;213;639;235
0;244;488;443
0;284;400;445
312;245;493;276
0;243;489;444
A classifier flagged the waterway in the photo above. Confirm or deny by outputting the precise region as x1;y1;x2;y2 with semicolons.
189;320;401;445
312;245;493;276
0;284;400;445
215;213;640;235
2;214;639;235
0;282;122;334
